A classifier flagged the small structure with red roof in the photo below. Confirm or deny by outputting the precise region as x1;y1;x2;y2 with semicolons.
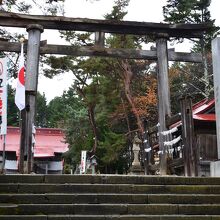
0;127;68;174
150;98;217;176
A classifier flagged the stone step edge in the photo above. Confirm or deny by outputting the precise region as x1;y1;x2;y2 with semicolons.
2;203;220;206
1;214;220;219
1;193;220;195
2;175;220;186
2;183;220;186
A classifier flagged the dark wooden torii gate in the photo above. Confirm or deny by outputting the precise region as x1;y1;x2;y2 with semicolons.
0;12;210;174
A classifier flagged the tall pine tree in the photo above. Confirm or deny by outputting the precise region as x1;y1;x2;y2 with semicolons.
163;0;219;99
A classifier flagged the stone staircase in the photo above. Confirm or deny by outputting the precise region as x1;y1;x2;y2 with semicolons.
1;175;220;219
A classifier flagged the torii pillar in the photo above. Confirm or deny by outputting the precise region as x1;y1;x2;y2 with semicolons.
156;34;171;175
24;24;43;173
212;38;220;158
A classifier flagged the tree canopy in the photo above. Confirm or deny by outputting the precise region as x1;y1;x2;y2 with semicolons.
163;0;219;103
41;0;158;173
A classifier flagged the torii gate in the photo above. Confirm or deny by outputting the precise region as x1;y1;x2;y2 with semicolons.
0;11;210;174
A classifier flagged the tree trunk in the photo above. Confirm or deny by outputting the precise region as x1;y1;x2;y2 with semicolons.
88;104;98;153
76;87;98;154
120;60;144;134
200;38;210;98
121;95;131;135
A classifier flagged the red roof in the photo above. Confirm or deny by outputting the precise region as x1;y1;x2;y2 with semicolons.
192;99;215;121
192;98;210;113
170;98;215;128
193;114;216;121
0;127;68;157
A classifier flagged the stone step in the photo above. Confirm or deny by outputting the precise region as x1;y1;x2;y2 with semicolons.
1;204;220;215
0;215;46;220
0;216;46;220
1;175;220;185
1;215;220;220
47;215;220;220
1;183;220;194
1;193;220;204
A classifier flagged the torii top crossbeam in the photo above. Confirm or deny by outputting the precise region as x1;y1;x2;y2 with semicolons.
0;11;210;38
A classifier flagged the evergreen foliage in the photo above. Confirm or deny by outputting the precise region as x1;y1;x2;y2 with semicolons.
163;0;218;102
43;0;157;173
7;86;49;128
163;0;219;50
35;92;48;127
7;85;19;126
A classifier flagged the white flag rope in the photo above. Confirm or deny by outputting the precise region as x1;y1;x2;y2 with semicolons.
168;148;174;154
164;135;181;146
177;146;181;151
144;148;151;153
158;150;163;155
161;127;178;136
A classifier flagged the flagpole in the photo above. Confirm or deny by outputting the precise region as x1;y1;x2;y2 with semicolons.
2;134;6;173
19;109;26;173
16;38;26;174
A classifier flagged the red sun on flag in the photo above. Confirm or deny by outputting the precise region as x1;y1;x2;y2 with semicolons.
18;66;25;86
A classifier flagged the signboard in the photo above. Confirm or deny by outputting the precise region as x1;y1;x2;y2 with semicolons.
0;58;7;135
80;150;87;174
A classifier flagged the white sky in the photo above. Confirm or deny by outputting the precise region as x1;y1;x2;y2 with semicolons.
35;0;220;102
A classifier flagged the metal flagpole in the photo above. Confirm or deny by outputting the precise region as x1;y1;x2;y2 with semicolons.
2;134;6;173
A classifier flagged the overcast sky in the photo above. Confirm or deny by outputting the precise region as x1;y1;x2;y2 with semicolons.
37;0;220;102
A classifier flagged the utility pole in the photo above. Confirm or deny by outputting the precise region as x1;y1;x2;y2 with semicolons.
24;24;43;173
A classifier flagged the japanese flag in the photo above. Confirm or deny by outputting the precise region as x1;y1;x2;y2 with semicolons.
15;42;25;110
